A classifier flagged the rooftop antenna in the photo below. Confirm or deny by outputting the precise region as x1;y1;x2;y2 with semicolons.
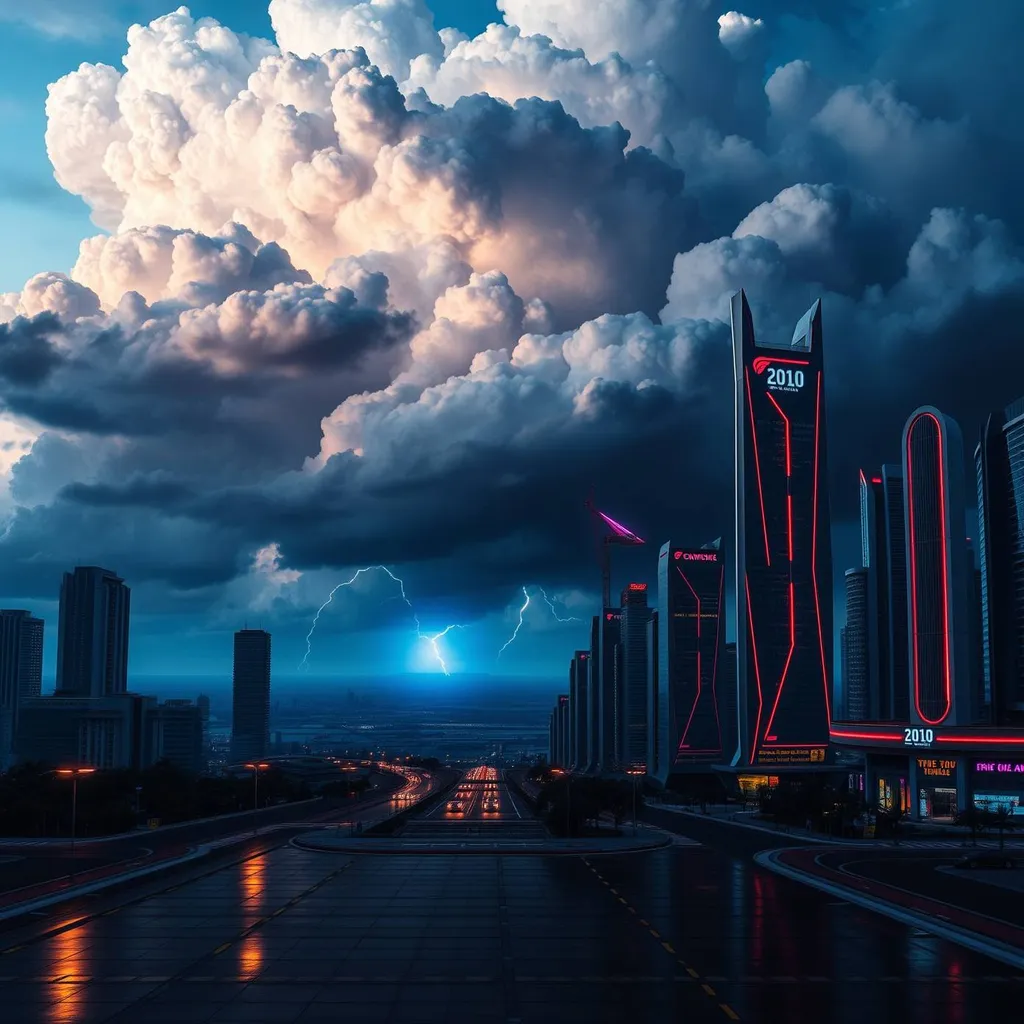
585;489;646;608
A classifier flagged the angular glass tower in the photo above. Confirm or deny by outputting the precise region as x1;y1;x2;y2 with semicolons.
731;291;832;767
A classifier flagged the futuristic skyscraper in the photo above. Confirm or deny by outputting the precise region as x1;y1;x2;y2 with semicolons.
653;541;726;785
731;291;833;767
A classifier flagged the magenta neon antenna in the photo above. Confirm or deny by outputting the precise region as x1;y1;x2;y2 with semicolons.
586;494;646;608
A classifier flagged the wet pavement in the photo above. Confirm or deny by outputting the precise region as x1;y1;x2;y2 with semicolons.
0;795;1019;1023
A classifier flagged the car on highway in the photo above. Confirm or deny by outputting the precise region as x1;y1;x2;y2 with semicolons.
954;852;1017;870
446;799;465;813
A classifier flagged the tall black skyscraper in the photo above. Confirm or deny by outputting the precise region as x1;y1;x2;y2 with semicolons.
732;291;833;767
597;607;621;771
231;629;271;762
586;615;600;772
654;541;726;785
570;651;589;770
843;568;869;721
0;610;43;765
903;407;972;727
619;583;651;772
859;465;909;720
976;397;1024;724
56;567;130;697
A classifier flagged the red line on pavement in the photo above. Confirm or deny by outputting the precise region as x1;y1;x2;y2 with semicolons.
778;848;1024;948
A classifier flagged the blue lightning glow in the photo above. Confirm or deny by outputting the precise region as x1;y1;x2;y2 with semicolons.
301;566;463;675
497;585;584;658
497;587;531;658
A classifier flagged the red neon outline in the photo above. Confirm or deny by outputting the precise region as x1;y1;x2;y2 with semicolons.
745;368;771;567
752;356;811;375
830;728;905;741
676;567;702;753
711;563;723;753
745;574;763;764
761;392;795;747
907;412;952;726
936;735;1024;745
811;371;831;724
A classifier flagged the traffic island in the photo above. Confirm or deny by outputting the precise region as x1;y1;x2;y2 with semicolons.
292;822;673;856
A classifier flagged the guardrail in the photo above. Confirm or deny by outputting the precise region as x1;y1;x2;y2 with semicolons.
363;771;460;836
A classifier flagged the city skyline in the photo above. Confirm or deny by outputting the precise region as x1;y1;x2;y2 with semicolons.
0;0;1019;685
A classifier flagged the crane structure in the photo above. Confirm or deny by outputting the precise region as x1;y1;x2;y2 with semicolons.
585;496;646;608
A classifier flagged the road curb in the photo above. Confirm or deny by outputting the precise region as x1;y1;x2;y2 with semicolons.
291;835;673;857
754;848;1024;972
0;846;211;923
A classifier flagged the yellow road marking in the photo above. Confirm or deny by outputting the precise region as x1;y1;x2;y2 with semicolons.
686;967;700;979
212;943;230;955
661;942;675;954
702;984;717;997
721;1004;741;1020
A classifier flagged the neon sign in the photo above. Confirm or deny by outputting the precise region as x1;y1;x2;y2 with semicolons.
917;757;956;778
677;552;718;562
628;583;647;591
904;727;936;747
976;762;1024;774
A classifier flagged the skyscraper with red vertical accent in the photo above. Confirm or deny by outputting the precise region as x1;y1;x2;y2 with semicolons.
731;291;832;768
653;540;726;786
902;406;973;727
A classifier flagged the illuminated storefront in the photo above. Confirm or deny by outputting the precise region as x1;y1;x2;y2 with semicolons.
830;724;1024;821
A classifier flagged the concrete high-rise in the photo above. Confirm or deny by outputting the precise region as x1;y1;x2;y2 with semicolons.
646;611;659;777
231;629;271;762
619;583;651;773
597;608;621;771
0;610;43;767
859;466;909;720
573;650;590;770
653;542;726;786
56;567;130;698
903;407;972;727
557;694;569;768
843;568;869;721
586;615;600;772
976;397;1024;724
732;291;833;767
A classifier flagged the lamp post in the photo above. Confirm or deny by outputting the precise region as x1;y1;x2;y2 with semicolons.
56;768;96;880
243;762;270;836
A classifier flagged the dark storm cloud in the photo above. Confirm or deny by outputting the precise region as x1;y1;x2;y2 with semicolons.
2;0;1024;639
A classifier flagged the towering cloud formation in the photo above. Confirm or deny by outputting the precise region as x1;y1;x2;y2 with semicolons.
1;0;1022;649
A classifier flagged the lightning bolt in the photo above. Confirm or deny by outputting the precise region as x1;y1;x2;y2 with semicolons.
301;565;462;675
537;587;584;624
497;587;531;658
497;585;583;658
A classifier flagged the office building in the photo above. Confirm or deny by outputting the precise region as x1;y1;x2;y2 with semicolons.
597;608;621;772
619;583;651;772
549;706;557;765
231;629;271;762
149;700;205;774
859;465;910;720
976;397;1024;724
653;542;726;786
572;650;589;770
56;567;130;697
721;642;738;762
843;568;869;721
731;290;833;768
557;693;569;768
0;610;43;767
586;615;600;772
646;611;659;777
903;407;973;727
838;627;848;722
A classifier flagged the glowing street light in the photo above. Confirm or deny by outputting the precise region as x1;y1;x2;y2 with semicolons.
242;762;271;835
55;767;97;878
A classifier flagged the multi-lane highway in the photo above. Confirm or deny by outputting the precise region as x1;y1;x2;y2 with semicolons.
0;765;1019;1023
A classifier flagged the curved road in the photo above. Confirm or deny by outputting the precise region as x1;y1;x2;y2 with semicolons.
0;774;1018;1022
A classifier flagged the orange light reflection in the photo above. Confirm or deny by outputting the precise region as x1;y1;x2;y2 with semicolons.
237;854;266;978
46;920;91;1023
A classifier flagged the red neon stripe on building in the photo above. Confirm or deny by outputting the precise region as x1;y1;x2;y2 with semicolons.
745;574;764;764
906;411;952;726
830;729;904;741
745;368;771;567
811;371;831;724
936;735;1024;745
677;567;702;753
711;564;723;753
766;391;791;476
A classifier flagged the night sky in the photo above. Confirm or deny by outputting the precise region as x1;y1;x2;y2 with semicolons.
0;1;1020;683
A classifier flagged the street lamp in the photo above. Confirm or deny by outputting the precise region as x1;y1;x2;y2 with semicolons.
55;767;96;879
242;762;270;835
